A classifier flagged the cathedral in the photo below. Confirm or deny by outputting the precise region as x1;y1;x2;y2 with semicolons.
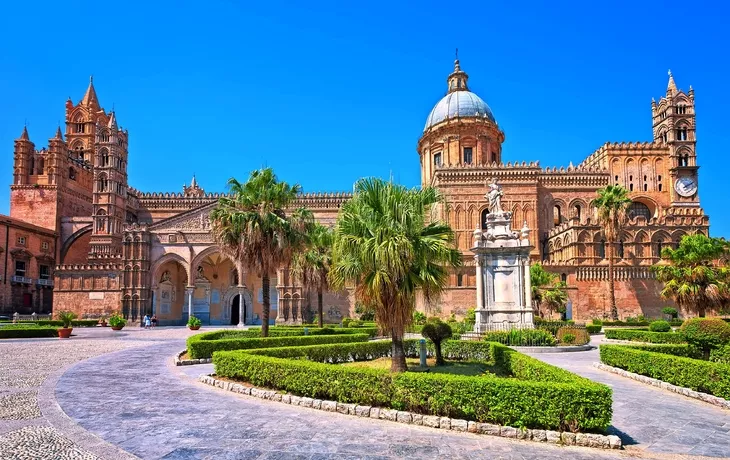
3;60;708;324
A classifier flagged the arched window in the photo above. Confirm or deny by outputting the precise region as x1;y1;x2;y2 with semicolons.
457;273;464;286
463;147;473;165
655;241;664;258
598;240;606;259
676;128;688;141
560;273;567;283
553;205;562;226
29;157;35;175
573;205;582;220
98;174;108;192
628;202;652;220
480;209;490;230
618;240;625;259
491;152;497;164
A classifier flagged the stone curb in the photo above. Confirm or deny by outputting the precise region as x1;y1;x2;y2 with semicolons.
174;349;212;366
593;362;730;411
198;374;621;450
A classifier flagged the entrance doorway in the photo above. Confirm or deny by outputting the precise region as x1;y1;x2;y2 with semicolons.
231;294;246;325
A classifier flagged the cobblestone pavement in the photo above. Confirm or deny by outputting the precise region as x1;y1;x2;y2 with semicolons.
4;327;730;459
526;335;730;458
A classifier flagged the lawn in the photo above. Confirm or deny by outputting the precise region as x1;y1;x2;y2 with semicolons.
341;357;504;376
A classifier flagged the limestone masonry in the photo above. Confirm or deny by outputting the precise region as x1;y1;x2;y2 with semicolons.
4;61;708;323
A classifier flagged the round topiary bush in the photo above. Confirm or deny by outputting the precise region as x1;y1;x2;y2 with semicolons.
421;319;453;365
649;320;671;333
709;344;730;364
680;317;730;358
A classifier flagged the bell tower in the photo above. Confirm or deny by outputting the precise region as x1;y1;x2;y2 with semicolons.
651;70;699;206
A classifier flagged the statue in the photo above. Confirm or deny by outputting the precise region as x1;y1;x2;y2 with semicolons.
160;270;171;283
485;179;504;214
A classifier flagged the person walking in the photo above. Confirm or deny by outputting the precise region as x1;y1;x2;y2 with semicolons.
143;314;151;329
151;314;158;328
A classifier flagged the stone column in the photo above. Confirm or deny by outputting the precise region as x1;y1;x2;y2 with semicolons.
475;254;484;310
237;286;245;328
186;287;194;320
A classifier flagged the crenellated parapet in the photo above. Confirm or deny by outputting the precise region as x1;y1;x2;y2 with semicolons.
293;191;352;209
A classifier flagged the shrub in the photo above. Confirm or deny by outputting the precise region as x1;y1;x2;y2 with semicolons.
662;307;679;319
680;318;730;358
586;325;602;334
412;311;427;325
482;329;557;346
56;311;77;328
187;316;202;328
214;340;612;431
600;344;730;400
0;326;58;339
604;329;686;344
602;321;650;327
187;332;369;359
561;334;576;344
421;319;452;365
31;320;98;327
108;314;126;328
591;318;603;326
556;326;589;345
649;320;671;333
710;344;730;364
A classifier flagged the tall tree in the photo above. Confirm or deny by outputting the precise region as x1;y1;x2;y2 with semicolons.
210;168;307;337
292;222;333;327
590;185;631;320
330;178;462;372
529;263;568;319
653;234;730;317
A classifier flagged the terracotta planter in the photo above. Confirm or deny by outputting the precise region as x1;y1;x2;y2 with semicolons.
111;326;124;331
58;327;73;339
188;325;201;331
98;321;107;327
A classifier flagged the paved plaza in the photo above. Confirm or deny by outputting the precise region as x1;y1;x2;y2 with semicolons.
0;328;729;459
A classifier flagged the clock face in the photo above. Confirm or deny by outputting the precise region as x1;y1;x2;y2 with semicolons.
674;177;697;197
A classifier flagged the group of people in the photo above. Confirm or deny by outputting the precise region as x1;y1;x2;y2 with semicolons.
142;314;158;329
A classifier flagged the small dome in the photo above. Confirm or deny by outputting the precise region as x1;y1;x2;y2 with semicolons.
424;91;495;132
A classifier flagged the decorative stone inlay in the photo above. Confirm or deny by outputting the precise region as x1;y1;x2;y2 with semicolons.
0;391;41;420
0;426;100;460
174;349;212;366
199;374;622;450
593;362;730;410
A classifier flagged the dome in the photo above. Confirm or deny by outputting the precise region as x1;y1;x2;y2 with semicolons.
424;91;496;132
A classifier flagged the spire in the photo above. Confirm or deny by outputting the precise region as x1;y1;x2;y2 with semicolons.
54;125;63;140
191;174;197;187
81;75;100;109
108;110;117;129
667;69;677;93
19;125;29;141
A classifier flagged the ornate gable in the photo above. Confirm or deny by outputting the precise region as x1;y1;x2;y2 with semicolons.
148;202;216;234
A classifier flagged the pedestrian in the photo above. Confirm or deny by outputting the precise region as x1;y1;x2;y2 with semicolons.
151;314;158;328
143;314;151;329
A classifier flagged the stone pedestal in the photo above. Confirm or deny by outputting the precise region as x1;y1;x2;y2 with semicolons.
471;212;534;332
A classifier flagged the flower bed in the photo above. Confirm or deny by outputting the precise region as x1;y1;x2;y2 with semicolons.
186;331;370;359
604;329;686;344
0;326;59;339
600;344;730;400
213;340;612;432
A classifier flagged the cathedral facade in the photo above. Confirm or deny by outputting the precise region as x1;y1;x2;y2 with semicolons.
4;62;708;323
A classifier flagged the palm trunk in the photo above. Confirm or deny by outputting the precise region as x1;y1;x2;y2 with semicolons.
698;304;706;318
434;340;444;366
391;326;407;372
608;238;618;321
317;286;323;328
261;274;270;337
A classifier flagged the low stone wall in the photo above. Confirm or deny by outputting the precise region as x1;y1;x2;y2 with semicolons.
593;362;730;410
198;373;622;450
174;349;211;366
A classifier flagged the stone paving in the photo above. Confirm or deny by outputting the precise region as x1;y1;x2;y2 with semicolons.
2;327;730;459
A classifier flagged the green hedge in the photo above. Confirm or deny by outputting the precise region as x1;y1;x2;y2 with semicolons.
604;329;687;344
0;326;58;338
214;340;612;431
481;329;557;346
602;321;651;327
187;332;370;359
600;344;730;400
36;320;99;327
604;343;701;359
586;325;602;334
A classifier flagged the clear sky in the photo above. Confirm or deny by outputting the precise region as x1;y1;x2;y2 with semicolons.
1;1;728;235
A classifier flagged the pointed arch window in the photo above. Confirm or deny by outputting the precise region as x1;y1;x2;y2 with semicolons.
655;241;664;258
553;205;562;226
676;127;688;141
598;240;606;259
480;209;490;230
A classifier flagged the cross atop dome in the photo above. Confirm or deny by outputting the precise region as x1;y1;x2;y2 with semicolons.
447;50;469;94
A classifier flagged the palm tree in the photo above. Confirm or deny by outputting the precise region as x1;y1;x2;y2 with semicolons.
210;168;308;337
292;222;333;328
329;178;462;372
653;234;730;317
590;185;631;320
529;263;567;319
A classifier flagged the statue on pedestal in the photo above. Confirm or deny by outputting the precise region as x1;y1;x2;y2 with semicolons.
485;178;504;215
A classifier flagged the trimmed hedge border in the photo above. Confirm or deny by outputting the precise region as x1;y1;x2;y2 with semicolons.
586;325;601;334
594;362;730;410
187;332;370;359
600;344;730;401
175;349;212;366
198;373;621;449
0;326;59;339
604;329;686;344
213;340;613;432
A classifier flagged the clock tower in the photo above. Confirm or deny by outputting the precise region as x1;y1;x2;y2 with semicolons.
652;71;699;206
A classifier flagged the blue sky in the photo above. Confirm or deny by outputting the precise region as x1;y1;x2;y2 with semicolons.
1;1;729;235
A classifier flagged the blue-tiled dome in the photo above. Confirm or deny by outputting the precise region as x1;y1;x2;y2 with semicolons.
424;91;495;132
